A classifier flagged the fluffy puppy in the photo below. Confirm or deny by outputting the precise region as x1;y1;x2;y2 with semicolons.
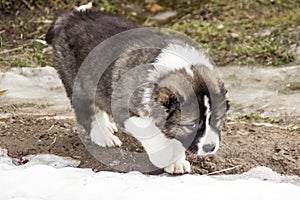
46;10;229;174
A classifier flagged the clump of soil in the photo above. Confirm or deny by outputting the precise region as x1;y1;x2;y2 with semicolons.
1;115;298;176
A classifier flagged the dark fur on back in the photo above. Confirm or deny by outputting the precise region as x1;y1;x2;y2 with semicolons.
46;11;138;97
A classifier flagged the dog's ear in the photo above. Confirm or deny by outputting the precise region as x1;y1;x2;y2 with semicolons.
157;87;179;110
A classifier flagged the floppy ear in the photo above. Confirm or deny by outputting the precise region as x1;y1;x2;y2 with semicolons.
157;87;179;110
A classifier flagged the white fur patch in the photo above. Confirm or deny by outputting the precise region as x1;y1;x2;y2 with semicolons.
124;116;188;170
204;95;211;118
90;109;121;147
197;95;220;156
76;2;92;11
152;44;214;79
142;44;214;114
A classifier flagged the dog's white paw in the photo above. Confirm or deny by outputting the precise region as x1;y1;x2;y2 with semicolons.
90;110;122;147
164;156;191;174
90;130;122;147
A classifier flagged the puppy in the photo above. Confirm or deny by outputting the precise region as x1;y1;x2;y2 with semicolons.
46;10;229;174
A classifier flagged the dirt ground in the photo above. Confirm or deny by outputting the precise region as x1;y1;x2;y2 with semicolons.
0;115;298;176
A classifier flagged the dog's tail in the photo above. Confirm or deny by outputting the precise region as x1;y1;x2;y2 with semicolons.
45;22;55;45
45;2;92;45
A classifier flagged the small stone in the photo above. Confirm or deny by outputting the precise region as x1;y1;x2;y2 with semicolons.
217;24;224;30
145;3;164;13
231;33;239;38
254;29;272;37
149;10;178;24
130;12;137;16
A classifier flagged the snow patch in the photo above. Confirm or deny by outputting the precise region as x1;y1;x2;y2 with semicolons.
0;67;72;118
0;149;80;170
0;150;299;200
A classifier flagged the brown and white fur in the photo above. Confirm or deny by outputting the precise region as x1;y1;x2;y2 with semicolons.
46;10;229;174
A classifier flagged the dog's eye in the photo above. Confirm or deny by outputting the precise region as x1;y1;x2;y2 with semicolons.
181;119;203;130
190;124;197;129
185;123;197;130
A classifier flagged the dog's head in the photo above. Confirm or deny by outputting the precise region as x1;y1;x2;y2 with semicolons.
142;61;229;157
149;67;228;156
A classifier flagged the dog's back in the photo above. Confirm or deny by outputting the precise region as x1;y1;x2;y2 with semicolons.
46;11;138;97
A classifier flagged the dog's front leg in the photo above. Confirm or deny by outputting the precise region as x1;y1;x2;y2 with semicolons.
124;116;190;174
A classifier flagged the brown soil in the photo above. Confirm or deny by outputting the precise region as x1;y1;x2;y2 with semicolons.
0;115;299;176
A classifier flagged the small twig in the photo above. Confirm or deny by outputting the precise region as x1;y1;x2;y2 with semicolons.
33;39;48;46
10;104;17;110
47;124;55;131
18;113;57;117
143;15;152;26
290;138;300;141
50;136;57;146
0;46;24;55
21;0;34;10
206;164;243;175
0;89;7;95
27;29;42;37
34;19;52;24
253;122;278;128
276;65;300;71
0;30;5;34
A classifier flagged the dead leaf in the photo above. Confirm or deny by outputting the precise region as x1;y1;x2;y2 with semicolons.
145;3;163;13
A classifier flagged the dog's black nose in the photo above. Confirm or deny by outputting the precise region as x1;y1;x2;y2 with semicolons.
202;144;216;153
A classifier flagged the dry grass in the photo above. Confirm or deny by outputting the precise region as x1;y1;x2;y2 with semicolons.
1;0;300;69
